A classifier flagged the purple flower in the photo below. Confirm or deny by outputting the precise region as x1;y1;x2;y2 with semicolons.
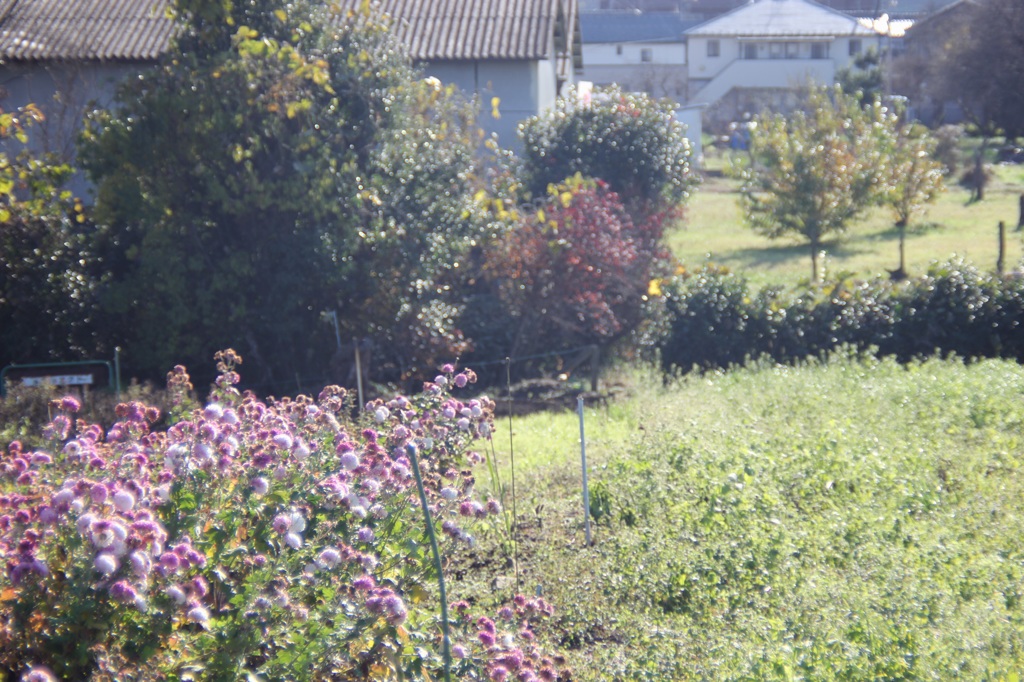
357;527;375;543
272;432;293;450
251;476;269;495
340;452;360;471
272;514;292;534
454;373;469;388
452;644;468;659
316;547;341;569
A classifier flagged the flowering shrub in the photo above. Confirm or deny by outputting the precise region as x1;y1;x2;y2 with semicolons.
0;351;565;680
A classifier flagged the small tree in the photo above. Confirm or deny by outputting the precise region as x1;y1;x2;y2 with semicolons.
517;85;697;220
879;120;945;279
738;85;891;283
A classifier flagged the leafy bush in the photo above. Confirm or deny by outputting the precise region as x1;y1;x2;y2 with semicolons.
468;177;670;374
657;260;1024;374
80;2;495;389
517;86;697;219
0;351;566;680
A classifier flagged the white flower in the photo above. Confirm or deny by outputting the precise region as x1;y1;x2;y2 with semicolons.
166;585;187;604
289;511;306;533
440;487;458;501
284;532;302;549
112;490;135;513
374;406;390;423
94;553;118;575
340;452;360;471
273;433;293;450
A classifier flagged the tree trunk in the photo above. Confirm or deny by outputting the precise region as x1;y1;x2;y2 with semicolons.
810;242;821;284
1017;194;1023;231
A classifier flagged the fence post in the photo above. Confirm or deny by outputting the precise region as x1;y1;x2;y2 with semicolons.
998;221;1006;275
577;396;592;546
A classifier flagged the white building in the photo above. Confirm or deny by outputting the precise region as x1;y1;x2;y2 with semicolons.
684;0;882;124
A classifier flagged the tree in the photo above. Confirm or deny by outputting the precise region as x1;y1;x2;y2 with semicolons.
517;85;697;220
738;85;891;283
80;0;492;389
836;47;884;105
879;120;945;279
0;105;101;368
920;0;1024;140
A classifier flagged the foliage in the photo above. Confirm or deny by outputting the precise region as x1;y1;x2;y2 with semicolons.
835;47;883;105
517;85;696;219
0;105;101;368
926;0;1024;140
80;0;494;390
467;177;670;374
655;259;1024;374
877;118;945;277
0;351;568;681
737;85;893;282
475;356;1024;680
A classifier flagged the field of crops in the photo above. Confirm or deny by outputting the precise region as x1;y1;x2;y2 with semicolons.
479;355;1024;680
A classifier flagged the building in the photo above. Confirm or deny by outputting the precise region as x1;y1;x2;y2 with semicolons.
684;0;882;125
0;0;582;161
580;11;696;99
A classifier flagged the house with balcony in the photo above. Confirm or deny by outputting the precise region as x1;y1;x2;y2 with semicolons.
684;0;882;125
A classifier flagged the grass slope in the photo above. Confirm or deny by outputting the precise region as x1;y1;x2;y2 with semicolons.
471;356;1024;680
669;154;1024;289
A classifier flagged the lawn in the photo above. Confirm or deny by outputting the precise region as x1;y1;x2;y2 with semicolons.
668;148;1024;289
473;356;1024;680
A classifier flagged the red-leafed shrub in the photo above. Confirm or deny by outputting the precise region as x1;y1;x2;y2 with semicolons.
473;177;669;369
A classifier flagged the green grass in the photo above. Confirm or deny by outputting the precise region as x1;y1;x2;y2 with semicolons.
670;151;1024;289
467;356;1024;680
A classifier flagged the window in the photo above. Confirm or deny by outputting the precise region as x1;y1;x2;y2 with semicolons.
849;39;862;56
707;40;720;57
769;42;784;59
616;44;623;55
786;42;800;59
742;42;758;60
811;42;829;59
641;48;653;62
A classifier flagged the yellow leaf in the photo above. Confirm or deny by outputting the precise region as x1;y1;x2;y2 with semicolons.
559;191;572;208
274;9;287;22
491;96;501;119
647;279;663;297
536;208;545;223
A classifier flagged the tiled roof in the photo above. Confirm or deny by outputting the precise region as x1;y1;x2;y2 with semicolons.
580;11;700;43
0;0;174;61
685;0;879;37
333;0;577;61
0;0;580;63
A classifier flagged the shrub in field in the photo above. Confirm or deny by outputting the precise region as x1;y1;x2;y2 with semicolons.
0;351;566;680
517;85;696;220
473;177;670;370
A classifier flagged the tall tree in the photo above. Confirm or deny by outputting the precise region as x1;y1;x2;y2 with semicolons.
80;0;491;389
0;105;101;368
738;85;890;283
924;0;1024;140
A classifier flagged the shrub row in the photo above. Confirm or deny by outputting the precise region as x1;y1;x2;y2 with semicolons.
656;258;1024;373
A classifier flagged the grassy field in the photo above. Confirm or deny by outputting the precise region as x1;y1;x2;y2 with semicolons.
668;149;1024;289
469;356;1024;680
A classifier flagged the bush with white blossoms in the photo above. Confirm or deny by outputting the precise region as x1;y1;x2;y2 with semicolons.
0;351;565;680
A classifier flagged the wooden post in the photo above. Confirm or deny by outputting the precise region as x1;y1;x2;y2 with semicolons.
997;221;1006;275
1018;194;1024;231
589;345;600;393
